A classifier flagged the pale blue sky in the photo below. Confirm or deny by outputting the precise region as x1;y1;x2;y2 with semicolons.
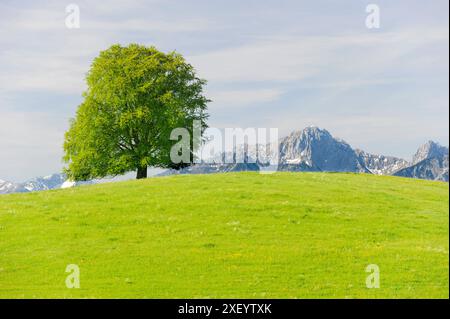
0;0;448;181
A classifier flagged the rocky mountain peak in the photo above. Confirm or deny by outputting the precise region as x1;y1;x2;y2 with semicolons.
289;126;332;141
412;141;448;165
279;126;367;173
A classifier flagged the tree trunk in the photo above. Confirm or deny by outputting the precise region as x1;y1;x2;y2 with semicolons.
136;166;147;179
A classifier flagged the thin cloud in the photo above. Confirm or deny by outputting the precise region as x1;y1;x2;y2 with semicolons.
190;27;449;86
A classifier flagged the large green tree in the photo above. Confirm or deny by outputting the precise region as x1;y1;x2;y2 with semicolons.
63;44;209;180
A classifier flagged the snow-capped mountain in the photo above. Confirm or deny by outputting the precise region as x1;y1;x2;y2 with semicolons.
0;174;67;194
21;173;66;192
1;127;448;195
278;126;369;173
0;168;165;194
411;141;448;165
172;127;448;182
355;149;409;175
395;156;449;182
0;179;20;194
277;129;448;181
394;141;449;182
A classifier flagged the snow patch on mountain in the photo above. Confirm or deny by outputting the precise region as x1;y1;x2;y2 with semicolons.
355;149;409;175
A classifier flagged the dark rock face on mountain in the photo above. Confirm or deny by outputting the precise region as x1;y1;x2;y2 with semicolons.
276;163;319;172
355;149;409;175
394;142;449;182
395;156;448;182
224;163;260;172
278;127;369;173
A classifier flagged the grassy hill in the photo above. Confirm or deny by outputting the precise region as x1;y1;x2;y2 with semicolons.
0;172;448;298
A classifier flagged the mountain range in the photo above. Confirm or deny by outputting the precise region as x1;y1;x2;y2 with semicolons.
1;126;448;194
164;127;449;181
1;174;66;194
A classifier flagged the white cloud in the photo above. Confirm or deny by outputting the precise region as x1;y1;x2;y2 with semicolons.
0;52;89;94
189;27;449;86
0;1;212;94
85;18;211;33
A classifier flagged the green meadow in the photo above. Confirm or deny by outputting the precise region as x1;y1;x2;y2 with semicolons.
0;172;448;298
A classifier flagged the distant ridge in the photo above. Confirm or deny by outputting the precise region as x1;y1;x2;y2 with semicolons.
1;127;448;194
167;127;449;182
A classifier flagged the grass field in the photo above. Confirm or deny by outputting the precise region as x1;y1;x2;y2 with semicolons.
0;172;448;298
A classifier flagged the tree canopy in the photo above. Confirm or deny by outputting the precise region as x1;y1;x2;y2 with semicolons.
63;44;209;180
